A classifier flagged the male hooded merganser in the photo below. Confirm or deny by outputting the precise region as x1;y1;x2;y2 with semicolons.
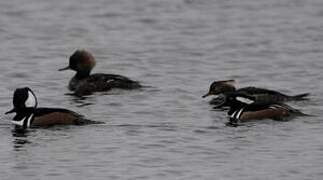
59;50;141;96
218;92;305;124
5;87;98;130
203;80;309;105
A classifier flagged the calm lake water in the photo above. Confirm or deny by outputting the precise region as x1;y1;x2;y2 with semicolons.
0;0;323;179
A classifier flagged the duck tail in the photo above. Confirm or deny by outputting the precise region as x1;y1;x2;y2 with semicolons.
291;109;313;117
278;103;311;117
290;93;310;100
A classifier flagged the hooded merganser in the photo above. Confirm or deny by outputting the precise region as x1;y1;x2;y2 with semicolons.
218;92;305;124
203;80;309;105
59;50;141;96
5;87;98;130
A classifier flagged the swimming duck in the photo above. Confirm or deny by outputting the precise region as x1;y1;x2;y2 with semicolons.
218;92;305;124
203;80;309;106
5;87;98;130
59;50;141;96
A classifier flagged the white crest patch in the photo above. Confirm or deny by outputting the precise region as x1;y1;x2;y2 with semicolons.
236;97;254;104
25;91;37;108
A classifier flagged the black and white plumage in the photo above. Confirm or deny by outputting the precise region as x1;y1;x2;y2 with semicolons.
218;93;305;124
59;50;141;96
203;80;309;107
6;87;99;130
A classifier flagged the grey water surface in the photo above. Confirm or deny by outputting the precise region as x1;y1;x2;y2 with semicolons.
0;0;323;179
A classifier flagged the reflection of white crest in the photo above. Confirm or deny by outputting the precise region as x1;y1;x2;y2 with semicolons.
25;90;37;108
236;97;254;104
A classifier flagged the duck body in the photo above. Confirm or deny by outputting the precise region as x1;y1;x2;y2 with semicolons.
203;80;309;106
6;87;98;130
60;50;141;96
11;107;93;129
69;73;141;96
221;93;305;124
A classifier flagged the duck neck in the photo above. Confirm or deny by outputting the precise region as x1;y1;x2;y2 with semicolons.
75;70;91;79
223;85;236;94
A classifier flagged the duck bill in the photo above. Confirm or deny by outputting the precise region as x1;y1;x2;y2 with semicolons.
5;108;16;114
58;66;70;71
202;92;211;98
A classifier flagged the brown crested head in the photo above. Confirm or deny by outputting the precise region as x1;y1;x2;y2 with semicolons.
202;80;236;98
59;50;96;73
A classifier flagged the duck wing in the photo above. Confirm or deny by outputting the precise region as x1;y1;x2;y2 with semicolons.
74;73;141;96
237;87;285;96
33;108;101;126
92;73;141;89
238;87;309;102
237;87;291;102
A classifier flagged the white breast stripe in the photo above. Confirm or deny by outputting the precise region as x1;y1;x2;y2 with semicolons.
235;108;244;119
27;114;34;128
230;109;239;118
230;110;237;118
236;97;254;104
230;108;244;121
11;114;34;127
25;91;37;108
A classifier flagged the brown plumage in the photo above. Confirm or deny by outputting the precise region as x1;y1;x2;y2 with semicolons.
32;112;80;126
221;92;306;124
239;107;290;122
